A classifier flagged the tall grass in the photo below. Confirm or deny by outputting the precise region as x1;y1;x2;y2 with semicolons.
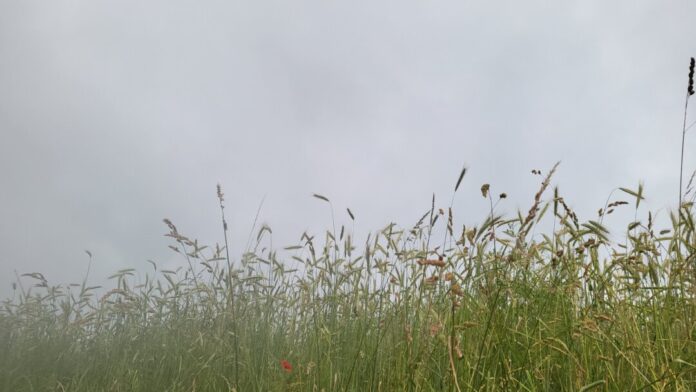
1;166;696;391
2;59;696;392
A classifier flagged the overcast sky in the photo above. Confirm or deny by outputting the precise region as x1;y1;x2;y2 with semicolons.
1;1;695;297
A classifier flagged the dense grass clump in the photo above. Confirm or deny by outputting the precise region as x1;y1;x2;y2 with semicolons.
2;168;696;391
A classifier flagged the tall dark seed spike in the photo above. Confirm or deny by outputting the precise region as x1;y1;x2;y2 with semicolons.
347;208;355;220
688;57;695;96
454;166;468;192
216;183;224;203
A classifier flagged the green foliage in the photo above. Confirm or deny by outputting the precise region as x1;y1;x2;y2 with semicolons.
2;179;696;391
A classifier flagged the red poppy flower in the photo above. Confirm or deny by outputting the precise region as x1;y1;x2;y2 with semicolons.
280;359;292;373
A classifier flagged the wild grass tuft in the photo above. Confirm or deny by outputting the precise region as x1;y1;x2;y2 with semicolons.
2;60;696;391
1;165;696;391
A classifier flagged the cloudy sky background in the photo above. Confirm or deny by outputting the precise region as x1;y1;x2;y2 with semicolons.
1;1;695;297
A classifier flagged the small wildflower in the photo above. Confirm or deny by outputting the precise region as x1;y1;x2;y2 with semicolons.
280;359;292;373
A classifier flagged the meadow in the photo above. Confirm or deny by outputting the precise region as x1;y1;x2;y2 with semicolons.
1;162;696;392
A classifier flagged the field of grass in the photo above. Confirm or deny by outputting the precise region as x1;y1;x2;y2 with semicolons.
2;164;696;391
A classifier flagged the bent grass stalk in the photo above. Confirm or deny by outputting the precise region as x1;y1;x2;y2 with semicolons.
216;184;239;389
